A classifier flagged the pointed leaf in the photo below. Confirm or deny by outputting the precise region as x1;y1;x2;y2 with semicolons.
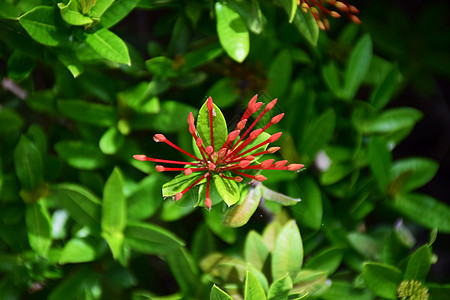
26;202;52;257
215;2;249;63
54;140;107;170
290;175;323;230
58;0;93;26
304;247;344;275
211;284;233;300
99;127;124;155
370;65;400;110
197;98;228;152
268;274;292;300
272;220;303;281
213;174;240;206
389;157;439;192
57;99;116;127
369;137;392;192
404;244;432;282
162;173;204;197
58;238;101;264
261;185;300;206
292;7;319;46
244;230;270;270
280;0;298;23
14;135;43;191
360;107;423;134
245;271;267;300
223;185;261;227
362;262;402;299
100;0;140;28
85;28;130;65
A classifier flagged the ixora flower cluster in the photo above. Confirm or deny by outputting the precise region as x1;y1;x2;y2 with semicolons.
134;95;304;211
298;0;360;30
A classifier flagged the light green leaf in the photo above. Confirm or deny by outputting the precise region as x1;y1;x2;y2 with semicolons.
223;185;261;227
362;262;402;299
99;127;124;155
245;271;267;300
393;193;450;233
404;244;432;282
89;0;114;18
228;0;263;34
125;223;184;255
244;230;270;270
272;220;303;281
268;274;292;300
291;269;329;297
215;2;249;63
213;174;240;206
304;247;344;275
57;99;116;127
389;157;439;193
319;280;370;300
26;202;52;257
54;183;101;228
205;209;237;244
54;140;107;170
162;173;204;197
348;232;382;260
127;174;166;221
13;135;43;191
261;185;300;206
197;98;228;152
211;284;233;300
85;28;130;65
56;49;84;78
102;167;126;259
290;176;322;230
369;137;392;192
360;107;423;134
280;0;298;23
19;6;71;47
292;7;319;46
343;34;373;100
58;0;93;26
100;0;140;28
58;238;98;264
370;64;400;110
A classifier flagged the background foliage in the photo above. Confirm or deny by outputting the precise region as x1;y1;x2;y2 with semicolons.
0;0;449;299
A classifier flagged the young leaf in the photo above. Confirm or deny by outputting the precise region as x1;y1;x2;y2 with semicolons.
13;135;43;191
404;244;432;282
196;98;228;152
362;262;402;299
267;274;292;300
369;137;392;193
280;0;298;23
89;0;114;18
261;185;300;206
19;6;71;46
343;34;373;100
213;174;240;206
215;2;249;63
393;193;450;233
99;127;124;155
244;231;270;270
272;220;303;281
162;173;204;197
58;0;93;26
58;238;99;264
211;284;233;300
292;7;319;46
85;28;131;65
389;157;439;192
26;202;52;257
223;185;261;228
100;0;140;28
102;167;126;259
245;271;267;300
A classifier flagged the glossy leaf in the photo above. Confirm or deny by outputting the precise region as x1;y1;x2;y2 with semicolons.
85;28;131;65
272;220;303;281
102;167;126;259
58;238;99;264
7;50;35;81
280;0;298;23
13;135;43;191
58;0;93;26
19;6;71;46
125;223;184;255
54;140;107;170
229;0;263;34
404;244;432;282
197;98;228;152
211;284;233;300
369;137;392;192
213;174;240;206
261;185;300;206
389;157;439;192
244;230;270;270
305;247;344;275
360;107;423;134
267;274;292;300
57;99;116;127
223;185;261;227
26;202;52;257
54;183;101;228
292;7;319;46
162;173;204;197
99;127;124;155
100;0;140;28
362;262;402;299
393;193;450;233
343;34;373;100
89;0;114;18
245;271;267;300
215;2;249;63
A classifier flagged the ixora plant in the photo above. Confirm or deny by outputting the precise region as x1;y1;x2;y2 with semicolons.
134;95;304;223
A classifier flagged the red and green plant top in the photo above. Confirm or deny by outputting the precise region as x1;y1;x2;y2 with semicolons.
134;95;304;210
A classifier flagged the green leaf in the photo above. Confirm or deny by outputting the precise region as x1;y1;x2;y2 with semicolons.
228;0;263;34
322;62;344;97
389;157;439;193
7;50;35;81
319;280;370;300
196;98;228;152
213;174;240;206
305;247;344;275
13;135;43;191
125;223;184;255
167;247;199;296
26;202;52;257
261;185;300;206
343;34;373;100
58;0;93;26
206;78;239;107
205;209;237;244
162;173;204;197
272;220;303;281
223;185;261;227
102;167;126;260
267;49;293;97
393;193;450;233
291;175;323;230
145;56;178;77
211;284;233;300
369;137;392;192
58;238;100;264
268;274;292;300
245;271;267;300
348;232;382;260
18;6;71;46
362;262;402;299
215;2;249;63
99;127;124;155
404;244;432;282
127;175;166;221
146;101;196;133
244;231;270;270
240;132;271;157
100;0;140;28
370;65;400;110
89;0;114;18
54;183;101;228
299;109;335;162
292;7;319;46
180;42;223;72
54;140;107;170
280;0;298;23
85;28;130;65
57;99;116;127
360;107;423;134
47;269;89;300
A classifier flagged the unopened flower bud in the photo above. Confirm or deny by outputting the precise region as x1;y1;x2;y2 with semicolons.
261;159;274;168
184;168;193;175
270;113;284;124
205;145;213;155
153;134;166;142
287;164;304;171
175;192;183;201
239;160;252;168
133;154;147;161
237;119;247;130
250;129;263;140
268;132;282;143
155;165;165;172
267;147;280;154
264;98;277;112
205;197;212;210
255;174;267;182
